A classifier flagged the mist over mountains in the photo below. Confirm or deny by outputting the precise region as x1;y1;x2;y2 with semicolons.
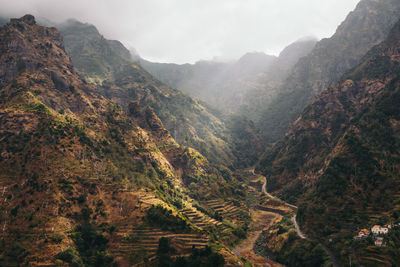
1;0;400;266
139;37;317;117
0;0;360;63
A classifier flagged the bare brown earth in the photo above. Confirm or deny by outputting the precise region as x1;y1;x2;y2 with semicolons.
230;169;292;266
233;209;282;267
0;16;249;266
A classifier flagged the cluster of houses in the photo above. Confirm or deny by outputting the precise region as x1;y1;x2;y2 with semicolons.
355;223;400;247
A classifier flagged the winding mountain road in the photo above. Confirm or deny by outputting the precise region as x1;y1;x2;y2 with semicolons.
261;178;276;200
291;215;307;239
259;173;340;267
261;177;297;210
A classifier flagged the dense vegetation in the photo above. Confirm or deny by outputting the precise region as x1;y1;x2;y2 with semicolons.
257;0;400;143
57;222;114;266
276;233;326;267
258;15;400;266
59;20;265;169
255;215;330;267
156;237;225;267
2;1;400;265
146;205;189;232
0;16;247;266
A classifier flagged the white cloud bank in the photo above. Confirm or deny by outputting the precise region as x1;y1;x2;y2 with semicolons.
0;0;360;63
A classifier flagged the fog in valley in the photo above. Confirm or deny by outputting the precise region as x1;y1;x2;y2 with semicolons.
3;1;400;266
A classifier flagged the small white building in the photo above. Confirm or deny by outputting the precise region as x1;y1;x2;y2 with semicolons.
371;225;389;235
357;229;370;238
375;237;386;247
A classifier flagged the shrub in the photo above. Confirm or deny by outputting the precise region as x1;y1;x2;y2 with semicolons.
26;102;50;114
10;205;20;216
70;223;113;266
55;247;83;266
51;233;64;244
7;243;29;264
146;205;189;232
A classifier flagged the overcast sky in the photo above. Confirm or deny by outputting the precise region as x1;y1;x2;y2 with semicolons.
1;0;360;64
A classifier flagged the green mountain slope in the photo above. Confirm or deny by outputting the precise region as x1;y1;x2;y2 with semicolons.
140;53;277;112
0;15;245;266
238;38;317;121
258;18;400;265
140;38;316;118
258;0;400;143
58;20;264;168
58;19;132;84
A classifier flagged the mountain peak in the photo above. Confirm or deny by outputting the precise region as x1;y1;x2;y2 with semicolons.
386;17;400;43
295;35;319;43
237;51;277;65
0;15;67;88
278;37;317;59
59;18;100;34
14;14;36;25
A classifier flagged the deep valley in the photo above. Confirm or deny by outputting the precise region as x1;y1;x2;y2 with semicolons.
1;0;400;266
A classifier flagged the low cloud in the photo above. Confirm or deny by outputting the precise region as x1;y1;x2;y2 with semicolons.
0;0;360;63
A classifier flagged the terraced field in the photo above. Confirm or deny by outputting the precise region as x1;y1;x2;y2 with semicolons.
31;263;55;267
204;199;248;221
179;206;231;233
110;227;210;261
358;247;392;266
137;192;165;208
180;208;220;228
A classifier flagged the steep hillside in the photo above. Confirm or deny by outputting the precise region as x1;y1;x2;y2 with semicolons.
238;38;317;120
0;17;7;26
0;15;245;266
274;37;318;74
59;20;265;168
140;38;316;117
258;0;400;143
58;19;132;84
140;54;276;111
258;18;400;265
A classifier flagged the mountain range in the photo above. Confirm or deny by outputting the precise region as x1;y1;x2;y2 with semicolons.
257;3;400;266
57;19;265;169
0;15;250;266
257;0;400;143
1;0;400;266
139;37;317;121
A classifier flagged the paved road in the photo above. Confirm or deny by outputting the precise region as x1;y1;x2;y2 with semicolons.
261;177;297;210
261;178;277;200
291;215;308;239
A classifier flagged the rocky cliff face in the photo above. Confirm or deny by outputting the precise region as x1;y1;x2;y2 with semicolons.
0;15;66;88
258;18;400;266
0;16;243;266
258;0;400;143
